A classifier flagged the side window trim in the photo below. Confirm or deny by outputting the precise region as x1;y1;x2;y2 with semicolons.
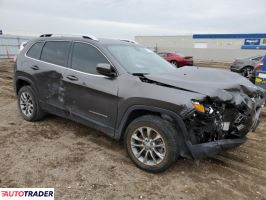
25;40;118;77
70;41;118;76
66;41;74;69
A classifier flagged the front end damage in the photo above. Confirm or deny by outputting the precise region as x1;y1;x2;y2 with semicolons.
141;67;266;158
184;89;265;158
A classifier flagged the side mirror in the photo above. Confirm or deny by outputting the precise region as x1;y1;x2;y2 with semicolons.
96;63;116;77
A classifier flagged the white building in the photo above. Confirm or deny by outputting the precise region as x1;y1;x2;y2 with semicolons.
135;34;266;62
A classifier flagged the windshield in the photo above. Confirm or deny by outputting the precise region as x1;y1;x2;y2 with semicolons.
107;45;176;74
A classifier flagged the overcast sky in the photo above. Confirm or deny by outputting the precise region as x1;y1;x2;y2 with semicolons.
0;0;266;39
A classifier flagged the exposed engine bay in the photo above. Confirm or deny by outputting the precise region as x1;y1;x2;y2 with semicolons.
185;92;264;145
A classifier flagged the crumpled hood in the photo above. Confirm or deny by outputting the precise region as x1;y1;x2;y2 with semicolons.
144;66;265;105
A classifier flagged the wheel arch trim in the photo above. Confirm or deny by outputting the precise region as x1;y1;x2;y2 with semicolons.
15;73;39;97
115;105;189;141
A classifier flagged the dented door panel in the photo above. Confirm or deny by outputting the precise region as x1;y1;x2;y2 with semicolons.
34;63;68;110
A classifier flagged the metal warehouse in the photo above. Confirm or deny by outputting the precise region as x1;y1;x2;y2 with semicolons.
0;35;31;59
135;34;266;62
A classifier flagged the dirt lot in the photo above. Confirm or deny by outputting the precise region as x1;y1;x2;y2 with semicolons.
0;60;266;200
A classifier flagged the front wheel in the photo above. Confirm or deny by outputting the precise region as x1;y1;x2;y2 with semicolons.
241;66;253;79
170;60;179;67
125;115;179;173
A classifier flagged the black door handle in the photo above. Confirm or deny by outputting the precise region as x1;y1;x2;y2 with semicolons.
31;65;39;70
66;75;78;81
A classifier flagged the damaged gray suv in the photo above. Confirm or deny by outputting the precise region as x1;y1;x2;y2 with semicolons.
14;34;266;172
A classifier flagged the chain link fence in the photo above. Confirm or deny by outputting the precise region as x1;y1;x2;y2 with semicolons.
0;35;32;59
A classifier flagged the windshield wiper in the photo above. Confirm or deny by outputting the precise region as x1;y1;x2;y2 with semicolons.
132;73;150;76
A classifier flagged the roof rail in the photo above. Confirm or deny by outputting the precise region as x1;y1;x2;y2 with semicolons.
120;39;138;44
39;34;99;41
40;34;52;37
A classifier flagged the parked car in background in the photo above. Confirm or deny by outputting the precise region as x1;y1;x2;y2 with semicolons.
251;57;264;83
230;55;263;79
158;52;193;67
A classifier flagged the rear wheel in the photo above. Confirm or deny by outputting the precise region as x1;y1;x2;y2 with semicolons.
125;115;179;173
18;86;45;121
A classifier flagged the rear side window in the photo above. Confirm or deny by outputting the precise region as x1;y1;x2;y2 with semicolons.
71;42;109;74
41;41;70;66
26;42;44;59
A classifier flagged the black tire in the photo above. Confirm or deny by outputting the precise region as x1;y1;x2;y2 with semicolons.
124;115;179;173
170;60;179;68
241;66;253;79
17;85;45;122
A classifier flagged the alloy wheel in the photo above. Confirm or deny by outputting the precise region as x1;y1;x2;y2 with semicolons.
170;61;178;67
242;67;253;79
130;126;166;166
20;92;34;117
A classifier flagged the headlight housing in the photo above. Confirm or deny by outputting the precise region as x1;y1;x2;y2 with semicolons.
191;100;214;114
191;101;205;113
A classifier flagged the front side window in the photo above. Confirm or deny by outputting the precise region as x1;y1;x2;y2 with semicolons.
26;42;44;59
71;42;109;74
41;41;70;66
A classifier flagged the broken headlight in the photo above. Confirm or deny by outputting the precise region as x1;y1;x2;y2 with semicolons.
191;100;214;115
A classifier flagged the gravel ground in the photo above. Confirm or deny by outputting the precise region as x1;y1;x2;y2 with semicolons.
0;60;266;200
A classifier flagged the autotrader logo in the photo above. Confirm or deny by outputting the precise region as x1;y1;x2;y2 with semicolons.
0;188;54;200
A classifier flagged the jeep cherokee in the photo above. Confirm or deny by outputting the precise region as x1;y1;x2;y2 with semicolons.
14;34;266;172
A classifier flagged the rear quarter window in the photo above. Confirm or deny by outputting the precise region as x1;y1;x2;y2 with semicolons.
41;41;70;66
26;42;44;59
